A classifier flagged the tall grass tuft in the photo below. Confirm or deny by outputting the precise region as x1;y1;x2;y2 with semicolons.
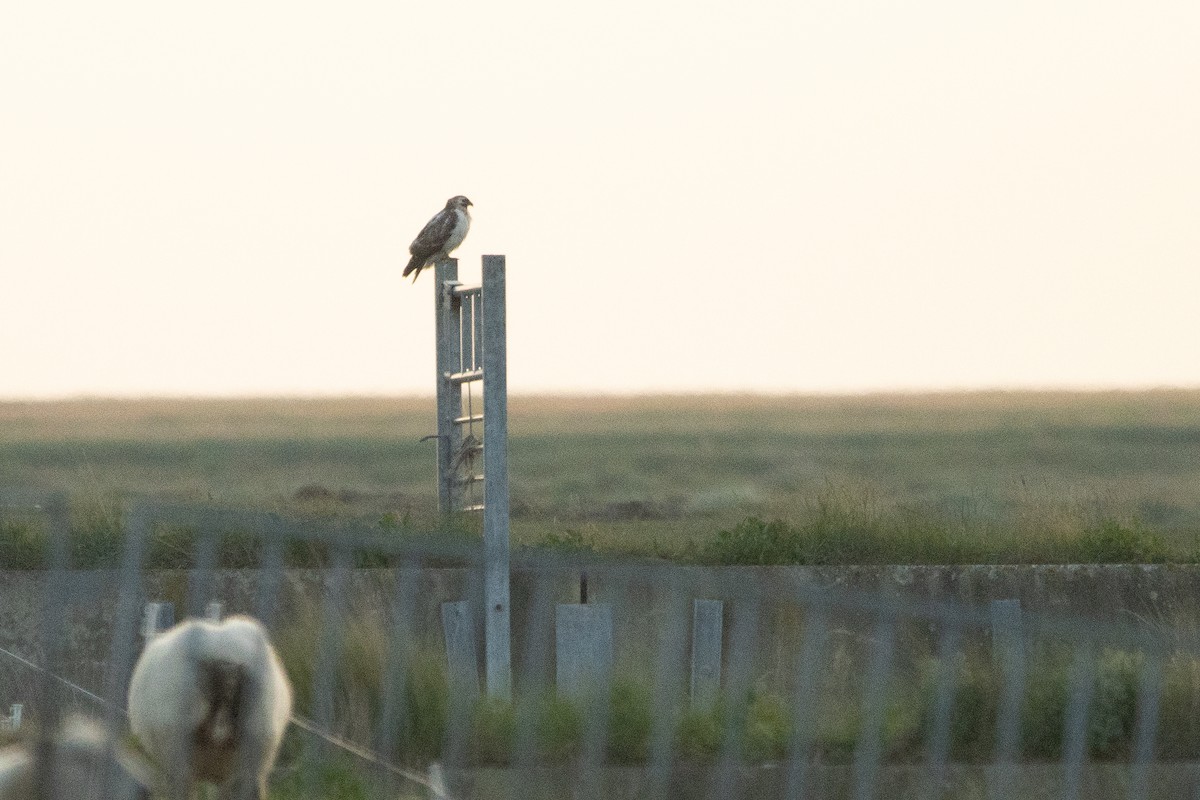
1077;519;1169;564
918;646;1200;761
0;519;45;568
704;511;1173;566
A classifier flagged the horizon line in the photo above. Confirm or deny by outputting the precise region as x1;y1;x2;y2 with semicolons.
3;383;1200;404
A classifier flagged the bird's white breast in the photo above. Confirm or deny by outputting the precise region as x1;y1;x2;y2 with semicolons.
445;207;470;253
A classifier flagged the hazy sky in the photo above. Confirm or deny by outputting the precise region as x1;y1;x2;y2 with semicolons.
3;1;1198;398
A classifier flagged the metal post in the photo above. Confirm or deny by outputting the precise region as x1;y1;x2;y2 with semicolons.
482;255;512;698
142;602;175;640
441;600;480;697
991;598;1024;667
555;603;613;700
690;599;723;709
434;259;463;513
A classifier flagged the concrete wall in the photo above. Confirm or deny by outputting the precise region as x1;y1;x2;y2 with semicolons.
1;564;1197;716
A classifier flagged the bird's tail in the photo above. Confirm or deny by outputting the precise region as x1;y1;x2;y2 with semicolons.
402;255;426;282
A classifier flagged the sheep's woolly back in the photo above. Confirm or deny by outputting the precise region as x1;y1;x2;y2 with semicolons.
127;614;292;795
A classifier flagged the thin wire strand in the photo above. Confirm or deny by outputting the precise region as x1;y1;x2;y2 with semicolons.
289;714;454;800
0;644;122;714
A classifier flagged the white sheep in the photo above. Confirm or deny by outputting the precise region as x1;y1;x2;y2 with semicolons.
126;614;293;800
0;715;154;800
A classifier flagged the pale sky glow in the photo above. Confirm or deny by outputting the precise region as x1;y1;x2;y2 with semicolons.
3;1;1198;398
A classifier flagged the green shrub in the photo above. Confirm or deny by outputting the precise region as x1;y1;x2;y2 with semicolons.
143;524;200;568
536;529;596;552
702;514;953;566
702;511;1178;566
705;517;801;565
1020;653;1070;758
395;650;449;762
814;707;862;763
1;494;1190;569
675;707;722;760
607;680;653;763
69;500;124;567
938;653;999;760
743;692;789;762
1088;649;1142;757
1157;653;1200;759
1077;520;1168;564
471;696;516;764
920;646;1160;762
0;521;46;569
271;758;372;800
537;694;582;761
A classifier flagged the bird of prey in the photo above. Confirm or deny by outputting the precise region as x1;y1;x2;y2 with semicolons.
403;195;473;282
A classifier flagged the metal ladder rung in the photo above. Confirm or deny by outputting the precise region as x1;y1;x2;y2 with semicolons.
446;369;483;384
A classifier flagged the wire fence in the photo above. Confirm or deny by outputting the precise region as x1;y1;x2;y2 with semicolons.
2;491;1199;799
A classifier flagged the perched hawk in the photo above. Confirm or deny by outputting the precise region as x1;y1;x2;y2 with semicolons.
403;195;473;282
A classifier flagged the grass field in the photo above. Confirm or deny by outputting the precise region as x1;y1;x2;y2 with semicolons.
1;390;1199;563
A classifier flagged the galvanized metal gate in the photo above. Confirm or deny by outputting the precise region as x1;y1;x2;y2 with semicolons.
432;255;512;698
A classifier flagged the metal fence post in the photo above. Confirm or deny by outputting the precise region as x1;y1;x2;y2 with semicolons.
5;704;21;731
690;599;723;709
482;255;512;699
555;603;613;700
434;258;463;513
142;602;175;640
441;600;480;698
990;598;1027;800
991;598;1024;667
